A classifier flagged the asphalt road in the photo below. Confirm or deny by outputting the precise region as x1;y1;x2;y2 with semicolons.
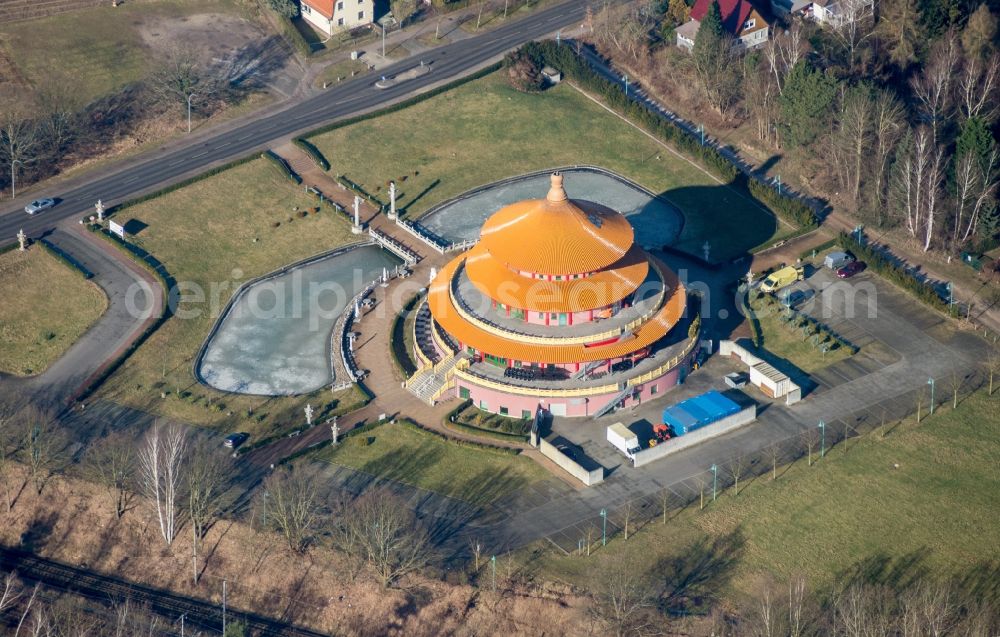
0;0;591;244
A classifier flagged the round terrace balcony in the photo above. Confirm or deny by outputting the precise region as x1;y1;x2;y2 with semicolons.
427;256;687;365
455;319;697;394
452;257;669;343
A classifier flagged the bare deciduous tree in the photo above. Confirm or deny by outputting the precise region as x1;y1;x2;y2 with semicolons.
590;555;660;637
953;147;998;246
264;466;325;553
187;447;230;584
832;0;876;69
764;22;803;94
985;348;1000;395
911;31;960;147
139;422;187;546
17;409;65;496
0;104;38;195
85;431;137;519
729;454;748;495
870;89;906;223
958;53;1000;123
340;489;432;587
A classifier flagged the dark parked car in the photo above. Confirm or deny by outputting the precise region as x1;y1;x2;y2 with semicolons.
223;433;249;449
837;261;867;278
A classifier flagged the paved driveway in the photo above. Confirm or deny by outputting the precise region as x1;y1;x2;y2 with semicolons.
0;225;161;414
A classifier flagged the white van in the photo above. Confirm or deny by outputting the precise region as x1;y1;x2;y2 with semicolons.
824;251;854;270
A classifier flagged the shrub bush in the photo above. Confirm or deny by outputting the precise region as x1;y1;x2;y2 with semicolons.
292;137;331;170
262;150;302;184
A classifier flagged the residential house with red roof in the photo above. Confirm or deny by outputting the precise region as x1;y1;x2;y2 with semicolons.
676;0;771;50
299;0;373;36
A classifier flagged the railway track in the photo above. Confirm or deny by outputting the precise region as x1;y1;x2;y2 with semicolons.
0;548;329;636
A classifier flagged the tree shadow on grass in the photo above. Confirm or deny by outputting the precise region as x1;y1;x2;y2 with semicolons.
835;550;931;593
655;527;745;616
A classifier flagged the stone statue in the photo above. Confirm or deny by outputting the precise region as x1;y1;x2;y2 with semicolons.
388;181;397;220
429;266;437;285
17;228;27;251
331;419;339;444
304;403;314;426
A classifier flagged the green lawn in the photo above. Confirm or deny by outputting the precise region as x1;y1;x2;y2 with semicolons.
96;158;363;436
749;292;855;373
0;248;107;376
319;421;548;505
536;388;1000;597
308;73;779;262
0;0;245;105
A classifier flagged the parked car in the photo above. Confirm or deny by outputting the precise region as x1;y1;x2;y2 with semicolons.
223;433;249;449
24;198;55;215
837;261;867;278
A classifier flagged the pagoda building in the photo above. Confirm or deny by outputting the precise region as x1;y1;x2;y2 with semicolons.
418;173;699;418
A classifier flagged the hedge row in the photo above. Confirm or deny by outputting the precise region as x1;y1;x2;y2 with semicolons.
398;419;521;455
799;237;839;261
336;174;386;211
522;41;820;230
304;61;503;139
747;179;819;229
836;232;952;314
292;137;331;171
262;150;302;184
108;154;258;217
39;239;94;279
445;419;530;443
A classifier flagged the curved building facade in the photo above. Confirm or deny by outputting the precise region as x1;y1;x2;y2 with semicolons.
422;173;699;418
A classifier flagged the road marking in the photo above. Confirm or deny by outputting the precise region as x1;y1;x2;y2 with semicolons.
191;151;209;159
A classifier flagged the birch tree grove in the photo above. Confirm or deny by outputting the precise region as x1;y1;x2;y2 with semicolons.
139;423;187;546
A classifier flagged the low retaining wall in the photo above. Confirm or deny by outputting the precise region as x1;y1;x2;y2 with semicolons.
539;439;604;486
632;405;757;468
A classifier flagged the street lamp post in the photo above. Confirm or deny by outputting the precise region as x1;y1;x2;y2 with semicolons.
10;159;24;199
186;93;197;134
928;378;935;415
222;579;227;634
622;74;628;98
947;282;954;312
179;614;185;637
819;421;826;458
490;555;496;592
600;508;607;546
710;464;718;501
776;174;781;196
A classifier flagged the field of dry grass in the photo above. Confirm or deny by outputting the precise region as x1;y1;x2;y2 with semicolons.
0;247;107;376
0;465;589;636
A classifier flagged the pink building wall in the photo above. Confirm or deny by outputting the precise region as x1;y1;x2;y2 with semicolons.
452;353;693;419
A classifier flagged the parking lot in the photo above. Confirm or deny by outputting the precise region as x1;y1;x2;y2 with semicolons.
531;262;982;552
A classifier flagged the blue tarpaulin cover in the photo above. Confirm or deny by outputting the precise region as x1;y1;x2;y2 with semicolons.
662;390;741;435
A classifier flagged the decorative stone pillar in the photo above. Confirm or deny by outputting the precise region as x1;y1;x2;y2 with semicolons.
351;196;363;234
388;181;397;220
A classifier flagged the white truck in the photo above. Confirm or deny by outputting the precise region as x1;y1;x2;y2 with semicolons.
607;422;640;459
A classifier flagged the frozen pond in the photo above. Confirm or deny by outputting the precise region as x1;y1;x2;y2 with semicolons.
197;245;402;396
415;168;684;249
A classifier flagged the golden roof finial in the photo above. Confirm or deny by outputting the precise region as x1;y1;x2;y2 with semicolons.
547;172;567;203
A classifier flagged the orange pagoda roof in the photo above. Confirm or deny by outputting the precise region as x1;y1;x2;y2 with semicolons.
428;257;686;364
464;243;650;313
477;173;634;275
